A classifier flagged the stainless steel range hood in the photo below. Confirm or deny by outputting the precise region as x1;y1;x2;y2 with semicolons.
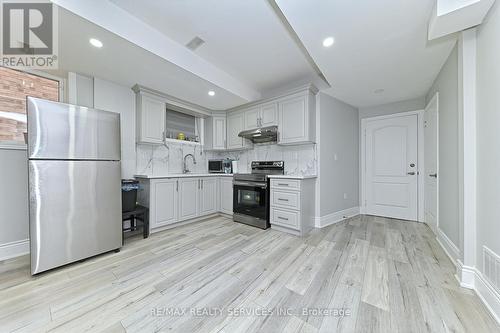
238;125;278;143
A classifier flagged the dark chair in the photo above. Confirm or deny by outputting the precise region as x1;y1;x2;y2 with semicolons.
122;205;149;245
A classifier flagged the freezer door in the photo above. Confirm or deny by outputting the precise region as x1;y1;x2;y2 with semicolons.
29;160;122;274
27;97;121;160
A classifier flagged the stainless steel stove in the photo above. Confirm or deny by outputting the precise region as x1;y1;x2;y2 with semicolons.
233;161;284;229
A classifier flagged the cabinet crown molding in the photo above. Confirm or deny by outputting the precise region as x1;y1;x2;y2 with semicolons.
224;83;318;114
132;84;211;117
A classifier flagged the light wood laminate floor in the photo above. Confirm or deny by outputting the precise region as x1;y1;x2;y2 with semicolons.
0;215;498;333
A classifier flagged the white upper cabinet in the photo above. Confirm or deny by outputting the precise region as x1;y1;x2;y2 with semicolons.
227;112;251;150
278;90;316;145
199;178;217;215
260;102;278;127
204;114;226;150
208;84;317;150
244;107;261;129
243;103;278;129
136;91;166;144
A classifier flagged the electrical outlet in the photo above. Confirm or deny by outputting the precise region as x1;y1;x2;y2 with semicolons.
334;153;338;161
343;193;348;199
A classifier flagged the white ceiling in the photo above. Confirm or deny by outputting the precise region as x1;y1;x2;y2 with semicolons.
50;9;248;110
108;0;320;93
275;0;457;107
52;0;458;109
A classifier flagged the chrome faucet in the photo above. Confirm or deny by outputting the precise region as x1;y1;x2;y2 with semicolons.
183;153;197;173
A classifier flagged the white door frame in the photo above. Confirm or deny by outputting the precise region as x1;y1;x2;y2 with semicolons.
360;110;425;222
424;92;439;233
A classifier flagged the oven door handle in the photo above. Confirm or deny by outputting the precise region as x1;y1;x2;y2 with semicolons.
233;181;267;189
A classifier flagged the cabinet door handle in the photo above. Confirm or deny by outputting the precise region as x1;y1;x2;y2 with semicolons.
278;183;289;186
278;198;289;202
278;216;289;221
201;179;204;189
176;180;179;192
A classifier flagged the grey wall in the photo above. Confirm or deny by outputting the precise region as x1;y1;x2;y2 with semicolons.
426;44;460;249
358;97;426;119
93;78;136;179
476;0;500;271
0;149;28;246
318;93;359;216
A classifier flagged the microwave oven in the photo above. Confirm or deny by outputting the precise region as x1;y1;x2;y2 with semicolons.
208;159;224;173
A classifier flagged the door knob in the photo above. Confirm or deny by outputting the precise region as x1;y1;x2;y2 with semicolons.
429;173;437;178
407;172;416;175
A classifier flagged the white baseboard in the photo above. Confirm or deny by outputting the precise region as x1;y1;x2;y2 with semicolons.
436;228;460;263
436;246;500;325
475;269;500;324
316;207;360;228
456;260;476;289
0;239;29;261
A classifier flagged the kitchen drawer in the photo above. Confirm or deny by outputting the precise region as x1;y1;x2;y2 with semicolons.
271;190;300;210
271;207;299;229
271;179;301;191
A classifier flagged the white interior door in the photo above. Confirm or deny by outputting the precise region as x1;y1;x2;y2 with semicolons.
365;114;418;220
424;94;439;234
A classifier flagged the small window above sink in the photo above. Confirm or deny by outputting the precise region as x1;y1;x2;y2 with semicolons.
165;109;200;144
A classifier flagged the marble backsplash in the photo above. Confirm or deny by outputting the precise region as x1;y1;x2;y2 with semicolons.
136;141;317;177
212;143;317;176
136;142;217;176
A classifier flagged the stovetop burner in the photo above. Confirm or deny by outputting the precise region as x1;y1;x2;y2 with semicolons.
233;161;284;182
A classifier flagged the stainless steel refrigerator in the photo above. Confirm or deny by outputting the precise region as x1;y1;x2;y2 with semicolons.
27;97;122;275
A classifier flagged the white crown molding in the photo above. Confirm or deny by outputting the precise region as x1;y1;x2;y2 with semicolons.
226;83;319;113
132;84;212;117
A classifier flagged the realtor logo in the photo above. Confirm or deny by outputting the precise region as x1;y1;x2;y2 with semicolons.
1;0;58;68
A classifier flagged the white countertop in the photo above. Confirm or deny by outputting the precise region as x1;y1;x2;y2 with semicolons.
135;173;233;179
267;175;317;180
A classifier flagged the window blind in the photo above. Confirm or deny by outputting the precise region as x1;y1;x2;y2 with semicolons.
165;109;196;139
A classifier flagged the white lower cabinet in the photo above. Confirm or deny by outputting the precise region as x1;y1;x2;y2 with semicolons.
200;178;217;215
219;177;233;215
139;176;233;233
145;179;178;229
269;178;315;236
178;178;199;220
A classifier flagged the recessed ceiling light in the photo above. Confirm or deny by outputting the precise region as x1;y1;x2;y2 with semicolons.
89;38;103;48
208;90;215;96
374;88;385;94
322;37;335;47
